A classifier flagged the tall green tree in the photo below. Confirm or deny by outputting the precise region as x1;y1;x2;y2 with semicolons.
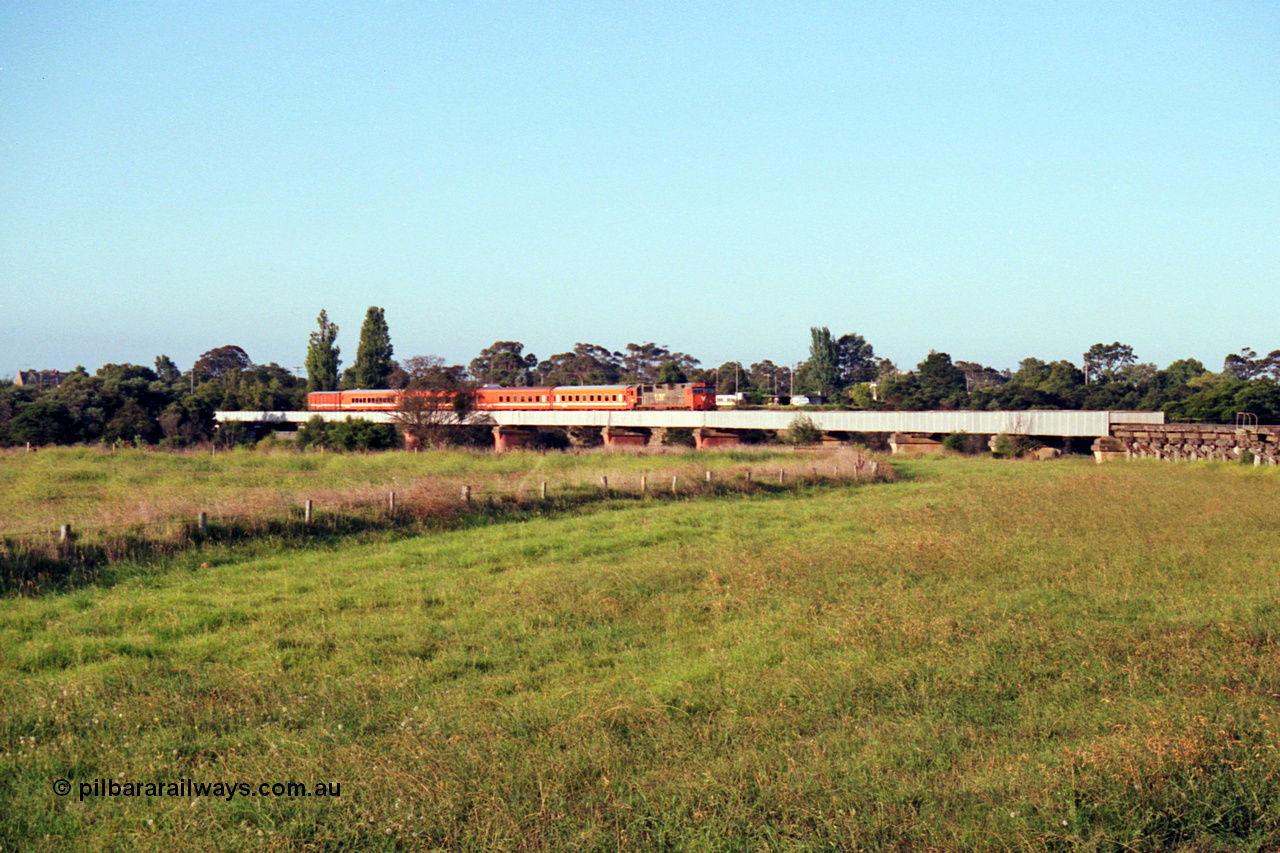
154;354;181;384
305;309;341;392
537;344;621;386
748;360;786;396
1083;342;1136;383
347;306;394;389
656;360;687;383
915;351;968;408
469;341;535;387
193;345;251;380
802;327;841;397
709;361;746;394
835;333;877;385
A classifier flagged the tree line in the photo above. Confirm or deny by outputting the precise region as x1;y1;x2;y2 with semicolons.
4;305;1279;448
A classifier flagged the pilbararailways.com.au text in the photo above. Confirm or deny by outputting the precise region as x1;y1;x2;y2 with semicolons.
54;778;342;802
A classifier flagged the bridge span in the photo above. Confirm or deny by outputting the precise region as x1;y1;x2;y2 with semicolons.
217;408;1166;451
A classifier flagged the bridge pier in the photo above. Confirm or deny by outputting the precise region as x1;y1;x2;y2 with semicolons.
1091;436;1128;463
492;426;539;452
693;428;742;449
602;426;650;449
889;433;945;455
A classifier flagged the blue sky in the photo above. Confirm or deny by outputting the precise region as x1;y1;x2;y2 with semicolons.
2;1;1276;379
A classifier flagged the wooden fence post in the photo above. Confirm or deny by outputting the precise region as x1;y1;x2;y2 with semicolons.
640;475;647;495
671;475;678;494
389;491;397;515
462;485;472;506
59;523;72;544
540;482;548;500
305;500;313;524
198;512;208;534
601;476;609;495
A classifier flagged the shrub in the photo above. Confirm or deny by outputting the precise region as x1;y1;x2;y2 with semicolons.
254;433;290;451
942;431;969;453
327;418;398;451
787;415;823;445
295;415;330;449
991;433;1038;459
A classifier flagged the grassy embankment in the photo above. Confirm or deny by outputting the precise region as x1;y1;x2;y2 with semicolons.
2;451;1280;851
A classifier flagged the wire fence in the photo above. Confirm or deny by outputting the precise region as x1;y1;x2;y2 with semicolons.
1;451;894;594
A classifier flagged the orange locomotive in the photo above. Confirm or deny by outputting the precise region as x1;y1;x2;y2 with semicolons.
307;382;717;413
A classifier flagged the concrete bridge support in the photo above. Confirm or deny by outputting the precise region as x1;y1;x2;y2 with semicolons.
602;426;650;449
492;426;539;452
888;433;945;455
694;428;742;449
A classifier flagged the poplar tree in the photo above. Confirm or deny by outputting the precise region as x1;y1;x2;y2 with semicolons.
804;326;841;397
348;306;394;389
305;309;341;392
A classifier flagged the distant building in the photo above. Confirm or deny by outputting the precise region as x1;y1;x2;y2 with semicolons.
15;369;69;390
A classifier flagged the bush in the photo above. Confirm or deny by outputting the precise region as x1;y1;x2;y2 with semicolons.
295;416;330;449
943;431;989;455
991;433;1037;459
991;434;1016;459
254;433;290;451
787;415;823;445
327;418;398;451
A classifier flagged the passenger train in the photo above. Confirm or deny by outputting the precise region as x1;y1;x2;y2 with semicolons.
307;382;717;413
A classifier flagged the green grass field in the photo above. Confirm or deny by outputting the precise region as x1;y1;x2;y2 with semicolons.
2;451;1279;851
